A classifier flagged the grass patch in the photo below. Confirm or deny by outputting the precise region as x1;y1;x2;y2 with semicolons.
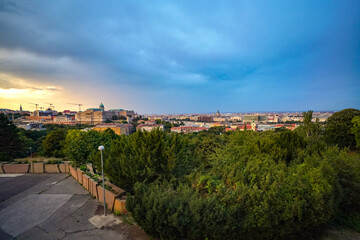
121;214;136;225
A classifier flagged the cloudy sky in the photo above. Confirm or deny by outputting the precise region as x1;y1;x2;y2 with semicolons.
0;0;359;113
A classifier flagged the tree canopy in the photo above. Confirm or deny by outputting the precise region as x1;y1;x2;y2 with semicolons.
325;108;360;148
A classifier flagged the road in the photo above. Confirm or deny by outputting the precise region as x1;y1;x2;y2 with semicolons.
0;173;148;240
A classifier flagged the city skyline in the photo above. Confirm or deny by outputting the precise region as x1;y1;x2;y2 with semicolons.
0;1;359;113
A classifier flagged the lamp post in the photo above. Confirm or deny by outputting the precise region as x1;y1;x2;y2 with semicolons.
29;147;32;157
98;145;106;216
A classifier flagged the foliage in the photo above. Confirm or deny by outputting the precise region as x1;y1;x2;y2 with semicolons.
79;165;87;171
325;108;360;149
0;113;28;160
62;129;118;168
42;129;67;157
46;159;63;164
105;129;197;192
351;116;360;148
4;107;357;239
44;123;90;132
127;132;360;239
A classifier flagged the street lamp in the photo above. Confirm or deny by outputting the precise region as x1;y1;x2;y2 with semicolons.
98;145;106;216
29;147;32;157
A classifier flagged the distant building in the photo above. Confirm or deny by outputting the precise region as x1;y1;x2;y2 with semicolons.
243;115;267;123
230;116;242;122
25;116;52;121
257;124;276;131
18;123;45;131
99;103;105;111
213;117;227;122
75;103;115;125
53;115;76;125
108;109;135;121
30;109;58;117
267;115;279;123
63;110;77;116
274;124;298;131
137;124;164;132
171;126;208;133
93;123;133;135
226;124;257;131
198;116;213;122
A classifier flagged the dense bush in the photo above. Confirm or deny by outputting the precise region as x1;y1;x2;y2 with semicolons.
352;116;360;148
42;129;67;158
325;108;360;149
5;108;359;239
0;113;33;160
63;128;119;168
105;129;198;192
127;134;360;240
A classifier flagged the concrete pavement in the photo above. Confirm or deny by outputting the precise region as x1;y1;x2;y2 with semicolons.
0;173;148;240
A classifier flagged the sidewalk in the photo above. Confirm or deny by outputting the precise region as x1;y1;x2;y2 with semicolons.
0;174;148;240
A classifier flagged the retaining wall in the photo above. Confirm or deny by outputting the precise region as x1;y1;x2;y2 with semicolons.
68;166;128;215
0;162;70;174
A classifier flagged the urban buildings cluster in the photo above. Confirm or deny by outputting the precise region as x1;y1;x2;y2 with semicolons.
1;105;334;135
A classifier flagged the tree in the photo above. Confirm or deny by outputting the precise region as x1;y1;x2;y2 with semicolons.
42;129;67;157
0;114;24;160
208;126;225;135
62;129;117;168
296;110;325;154
325;108;360;148
303;110;313;126
105;129;194;192
351;116;360;148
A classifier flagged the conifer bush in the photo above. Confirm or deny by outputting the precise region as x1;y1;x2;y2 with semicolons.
126;131;360;240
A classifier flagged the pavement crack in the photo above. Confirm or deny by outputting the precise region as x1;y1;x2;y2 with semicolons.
64;227;97;235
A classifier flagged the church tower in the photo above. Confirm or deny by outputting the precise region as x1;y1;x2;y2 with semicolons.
20;104;23;112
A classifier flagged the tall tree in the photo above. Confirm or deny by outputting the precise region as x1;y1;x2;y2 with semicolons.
325;108;360;148
352;116;360;148
42;129;67;157
0;113;24;160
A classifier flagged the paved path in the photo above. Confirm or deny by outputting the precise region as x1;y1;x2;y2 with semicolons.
0;174;148;240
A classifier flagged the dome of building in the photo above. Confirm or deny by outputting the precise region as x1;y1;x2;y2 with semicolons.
99;103;104;110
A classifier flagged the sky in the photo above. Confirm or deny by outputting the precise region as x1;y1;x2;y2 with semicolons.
0;0;359;114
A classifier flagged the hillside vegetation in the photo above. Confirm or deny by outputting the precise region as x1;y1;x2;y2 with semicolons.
1;109;360;239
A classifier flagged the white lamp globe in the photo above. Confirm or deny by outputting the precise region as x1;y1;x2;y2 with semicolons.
98;146;105;151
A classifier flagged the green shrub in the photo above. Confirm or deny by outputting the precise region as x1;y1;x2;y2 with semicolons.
42;129;67;158
128;153;338;240
79;165;87;172
105;129;197;192
47;159;63;164
127;133;360;240
325;108;360;149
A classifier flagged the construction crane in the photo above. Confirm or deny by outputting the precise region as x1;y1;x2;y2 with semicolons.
67;103;83;112
45;103;54;110
27;102;39;110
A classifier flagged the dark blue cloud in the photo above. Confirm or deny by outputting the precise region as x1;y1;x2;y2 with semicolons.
0;0;359;113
